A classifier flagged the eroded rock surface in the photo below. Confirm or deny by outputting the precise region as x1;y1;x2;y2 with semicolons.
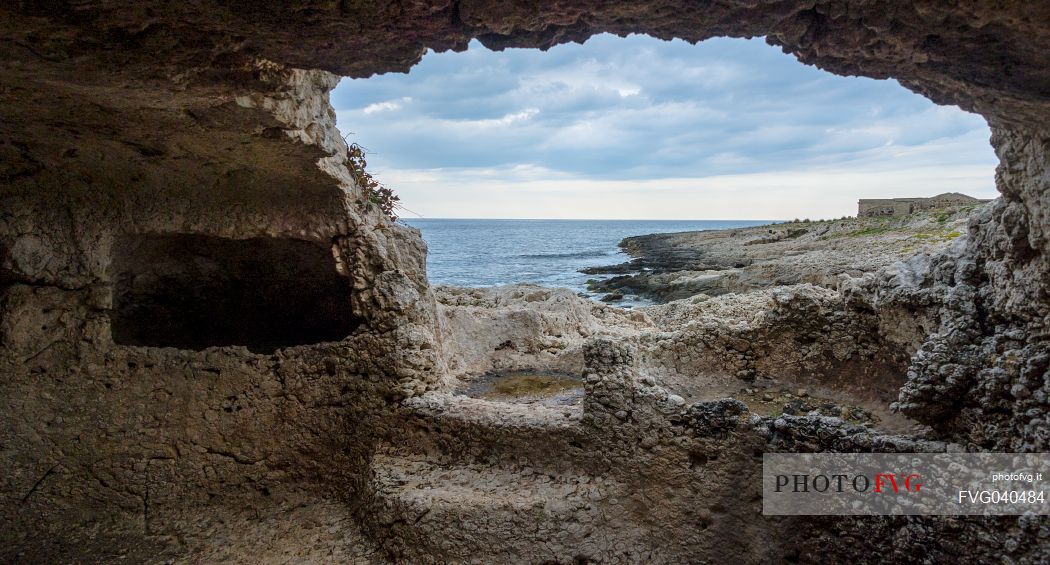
583;208;977;302
2;1;1050;563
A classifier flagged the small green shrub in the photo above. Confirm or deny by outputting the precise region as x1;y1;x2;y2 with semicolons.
844;226;896;237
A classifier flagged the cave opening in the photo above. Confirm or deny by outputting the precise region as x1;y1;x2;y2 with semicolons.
330;33;999;424
332;34;997;294
110;234;359;353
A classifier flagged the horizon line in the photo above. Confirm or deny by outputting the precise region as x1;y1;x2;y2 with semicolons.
399;217;796;222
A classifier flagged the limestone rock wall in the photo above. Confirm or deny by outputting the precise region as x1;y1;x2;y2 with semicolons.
433;285;651;382
883;126;1050;451
0;51;438;561
643;285;912;402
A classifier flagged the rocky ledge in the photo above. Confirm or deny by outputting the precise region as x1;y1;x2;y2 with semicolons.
583;205;981;303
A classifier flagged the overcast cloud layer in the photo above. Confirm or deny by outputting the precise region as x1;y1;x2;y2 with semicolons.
332;34;997;220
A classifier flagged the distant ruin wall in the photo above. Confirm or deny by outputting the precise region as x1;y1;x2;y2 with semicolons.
858;193;991;217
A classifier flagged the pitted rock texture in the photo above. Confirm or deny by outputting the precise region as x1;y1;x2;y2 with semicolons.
433;284;651;383
583;207;978;302
7;2;1050;123
0;40;437;563
3;1;1050;563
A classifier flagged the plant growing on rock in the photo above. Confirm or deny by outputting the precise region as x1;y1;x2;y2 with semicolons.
346;141;401;221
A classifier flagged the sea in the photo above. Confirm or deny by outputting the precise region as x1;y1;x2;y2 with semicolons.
401;219;772;304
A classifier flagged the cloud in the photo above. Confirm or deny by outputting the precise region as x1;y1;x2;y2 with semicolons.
331;34;997;219
379;162;996;220
360;96;411;114
461;107;540;128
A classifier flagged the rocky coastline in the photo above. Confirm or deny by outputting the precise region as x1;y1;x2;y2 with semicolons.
583;206;981;303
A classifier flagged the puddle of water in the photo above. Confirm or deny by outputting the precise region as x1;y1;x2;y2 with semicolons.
460;373;584;406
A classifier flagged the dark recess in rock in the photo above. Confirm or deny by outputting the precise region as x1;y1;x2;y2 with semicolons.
111;234;358;352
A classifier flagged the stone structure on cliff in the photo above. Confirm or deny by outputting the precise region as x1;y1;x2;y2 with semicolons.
858;192;990;217
2;2;1050;563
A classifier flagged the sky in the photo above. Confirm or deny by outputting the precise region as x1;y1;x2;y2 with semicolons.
331;34;997;220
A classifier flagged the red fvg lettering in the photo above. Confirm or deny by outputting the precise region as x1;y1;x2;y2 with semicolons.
874;473;898;493
874;473;922;493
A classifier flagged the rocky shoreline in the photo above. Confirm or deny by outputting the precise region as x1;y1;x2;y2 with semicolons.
583;205;982;303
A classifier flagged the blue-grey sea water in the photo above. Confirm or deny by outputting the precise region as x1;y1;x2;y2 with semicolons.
402;219;772;299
